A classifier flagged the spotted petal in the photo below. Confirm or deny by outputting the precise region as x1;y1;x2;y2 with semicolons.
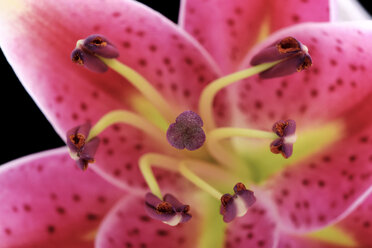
0;0;221;190
179;0;329;72
232;22;372;130
0;147;124;247
265;123;372;233
223;191;278;248
336;193;372;247
95;195;200;248
277;233;348;248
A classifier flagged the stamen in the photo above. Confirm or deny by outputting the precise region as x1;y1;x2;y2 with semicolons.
144;193;191;226
166;111;206;151
220;182;256;223
72;35;176;122
207;127;277;170
139;153;233;200
87;110;167;146
198;61;280;131
71;48;108;73
83;34;119;58
99;57;176;122
139;153;179;199
270;119;297;158
178;161;223;200
66;123;100;170
250;36;312;78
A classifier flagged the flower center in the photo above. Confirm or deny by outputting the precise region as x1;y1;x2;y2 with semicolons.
67;34;338;225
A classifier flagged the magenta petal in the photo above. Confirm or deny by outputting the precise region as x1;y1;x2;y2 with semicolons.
0;0;222;190
0;147;124;247
232;22;372;129
268;0;330;33
95;195;200;248
278;233;344;248
336;193;372;247
179;0;329;72
223;196;277;248
266;124;372;232
179;0;267;72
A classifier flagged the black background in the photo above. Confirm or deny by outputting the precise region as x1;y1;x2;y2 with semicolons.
0;0;370;164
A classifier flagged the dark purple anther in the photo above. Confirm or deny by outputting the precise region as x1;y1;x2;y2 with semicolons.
144;193;192;226
71;34;119;73
220;183;256;223
250;37;312;79
270;119;297;159
71;48;108;73
83;35;119;58
166;111;206;151
66;123;100;170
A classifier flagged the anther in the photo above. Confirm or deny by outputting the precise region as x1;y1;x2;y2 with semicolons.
166;111;206;151
145;193;192;226
220;183;256;223
66;123;100;170
250;36;312;78
270;119;297;159
71;34;119;73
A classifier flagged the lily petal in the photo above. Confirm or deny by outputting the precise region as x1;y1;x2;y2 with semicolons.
278;233;348;248
0;0;221;190
95;195;200;248
223;193;278;248
179;0;266;72
179;0;329;72
265;124;372;232
0;147;124;247
232;22;372;129
336;193;372;247
268;0;329;33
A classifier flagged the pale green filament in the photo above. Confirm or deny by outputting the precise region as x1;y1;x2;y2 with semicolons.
207;127;277;170
139;153;179;199
198;61;281;131
87;110;167;147
179;160;223;200
99;57;177;122
306;225;357;247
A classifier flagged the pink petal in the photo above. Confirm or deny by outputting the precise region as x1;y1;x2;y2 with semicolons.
231;22;372;129
95;195;200;248
336;193;372;247
0;147;124;247
223;192;278;248
265;124;372;232
179;0;266;72
278;233;345;248
0;0;221;190
268;0;330;33
179;0;329;72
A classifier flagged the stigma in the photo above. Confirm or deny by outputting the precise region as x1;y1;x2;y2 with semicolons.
166;111;206;151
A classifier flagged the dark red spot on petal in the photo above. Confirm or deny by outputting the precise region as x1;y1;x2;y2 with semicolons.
86;213;99;221
56;206;65;215
47;225;55;234
23;204;31;212
73;194;81;202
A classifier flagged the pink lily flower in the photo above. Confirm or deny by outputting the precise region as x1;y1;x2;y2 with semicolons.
1;0;372;247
